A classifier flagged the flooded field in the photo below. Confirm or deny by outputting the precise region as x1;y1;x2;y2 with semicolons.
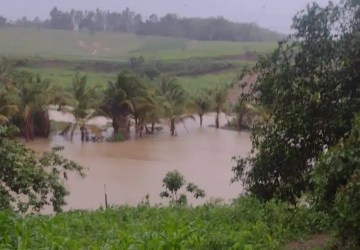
28;113;252;211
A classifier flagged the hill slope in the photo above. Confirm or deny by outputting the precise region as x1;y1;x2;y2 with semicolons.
0;27;276;61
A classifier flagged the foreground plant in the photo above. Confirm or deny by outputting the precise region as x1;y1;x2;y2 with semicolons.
160;170;205;205
0;125;85;213
0;197;330;249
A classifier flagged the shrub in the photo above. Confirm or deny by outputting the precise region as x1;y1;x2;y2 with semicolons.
106;133;125;142
160;170;205;206
333;169;360;247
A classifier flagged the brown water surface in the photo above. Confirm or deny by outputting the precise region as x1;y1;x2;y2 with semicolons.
28;113;251;211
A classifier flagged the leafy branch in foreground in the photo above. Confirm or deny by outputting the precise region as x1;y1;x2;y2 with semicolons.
160;170;205;206
0;125;85;213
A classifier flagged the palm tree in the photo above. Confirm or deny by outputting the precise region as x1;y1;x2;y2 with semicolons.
16;74;42;141
212;85;228;129
157;77;194;136
192;93;212;127
102;72;141;139
32;77;59;137
132;89;160;137
63;73;100;141
0;86;18;124
233;98;254;131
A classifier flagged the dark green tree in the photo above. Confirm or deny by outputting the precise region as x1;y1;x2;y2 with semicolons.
232;1;360;204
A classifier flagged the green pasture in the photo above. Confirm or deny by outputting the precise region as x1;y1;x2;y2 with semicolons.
0;27;276;61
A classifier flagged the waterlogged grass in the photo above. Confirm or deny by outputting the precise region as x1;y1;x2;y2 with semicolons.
0;198;329;249
20;66;235;92
20;67;114;89
178;72;236;94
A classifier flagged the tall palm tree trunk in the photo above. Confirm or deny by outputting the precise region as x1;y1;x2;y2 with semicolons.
151;123;155;134
170;119;176;136
70;123;78;141
41;111;50;137
199;114;203;127
24;116;34;142
215;109;220;129
80;125;86;142
112;116;120;134
113;115;129;139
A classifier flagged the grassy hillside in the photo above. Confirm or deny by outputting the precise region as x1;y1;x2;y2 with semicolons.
0;197;329;249
1;26;275;94
0;27;276;61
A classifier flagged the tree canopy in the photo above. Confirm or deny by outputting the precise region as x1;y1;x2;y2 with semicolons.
232;0;360;204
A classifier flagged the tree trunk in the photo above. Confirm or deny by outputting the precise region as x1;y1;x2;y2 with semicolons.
113;114;129;139
41;111;50;137
215;112;220;129
199;114;203;127
170;119;176;136
70;123;78;141
139;124;143;138
33;111;50;138
151;123;155;134
112;116;119;134
24;116;34;142
134;116;138;127
80;125;85;142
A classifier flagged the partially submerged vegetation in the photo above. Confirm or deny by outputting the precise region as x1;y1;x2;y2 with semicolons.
2;1;360;249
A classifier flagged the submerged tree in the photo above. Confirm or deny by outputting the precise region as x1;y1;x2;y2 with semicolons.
212;85;228;129
102;72;142;139
192;93;212;127
157;77;194;136
232;1;360;204
64;73;100;141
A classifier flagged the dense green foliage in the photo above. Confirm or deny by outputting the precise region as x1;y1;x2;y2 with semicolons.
232;0;360;205
0;125;84;213
7;7;282;42
0;197;329;249
334;169;360;247
310;115;360;247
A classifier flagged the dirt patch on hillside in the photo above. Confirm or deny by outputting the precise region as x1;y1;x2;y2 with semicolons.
286;234;331;250
77;40;112;56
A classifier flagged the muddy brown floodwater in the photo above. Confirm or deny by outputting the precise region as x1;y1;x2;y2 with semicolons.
28;113;252;211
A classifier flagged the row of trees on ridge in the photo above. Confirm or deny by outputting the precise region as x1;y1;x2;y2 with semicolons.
0;7;282;42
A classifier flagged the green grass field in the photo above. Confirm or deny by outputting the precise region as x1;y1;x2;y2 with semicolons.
0;197;329;249
0;27;276;61
20;67;115;89
21;66;236;93
1;26;274;93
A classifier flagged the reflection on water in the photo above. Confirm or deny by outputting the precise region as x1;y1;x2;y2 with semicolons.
28;113;251;211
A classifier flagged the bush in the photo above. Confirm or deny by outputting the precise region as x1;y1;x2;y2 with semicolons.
106;133;125;142
333;169;360;247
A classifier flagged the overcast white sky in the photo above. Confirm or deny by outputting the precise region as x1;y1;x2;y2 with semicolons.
0;0;338;33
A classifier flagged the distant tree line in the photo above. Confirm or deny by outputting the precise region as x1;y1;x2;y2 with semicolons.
0;7;283;42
